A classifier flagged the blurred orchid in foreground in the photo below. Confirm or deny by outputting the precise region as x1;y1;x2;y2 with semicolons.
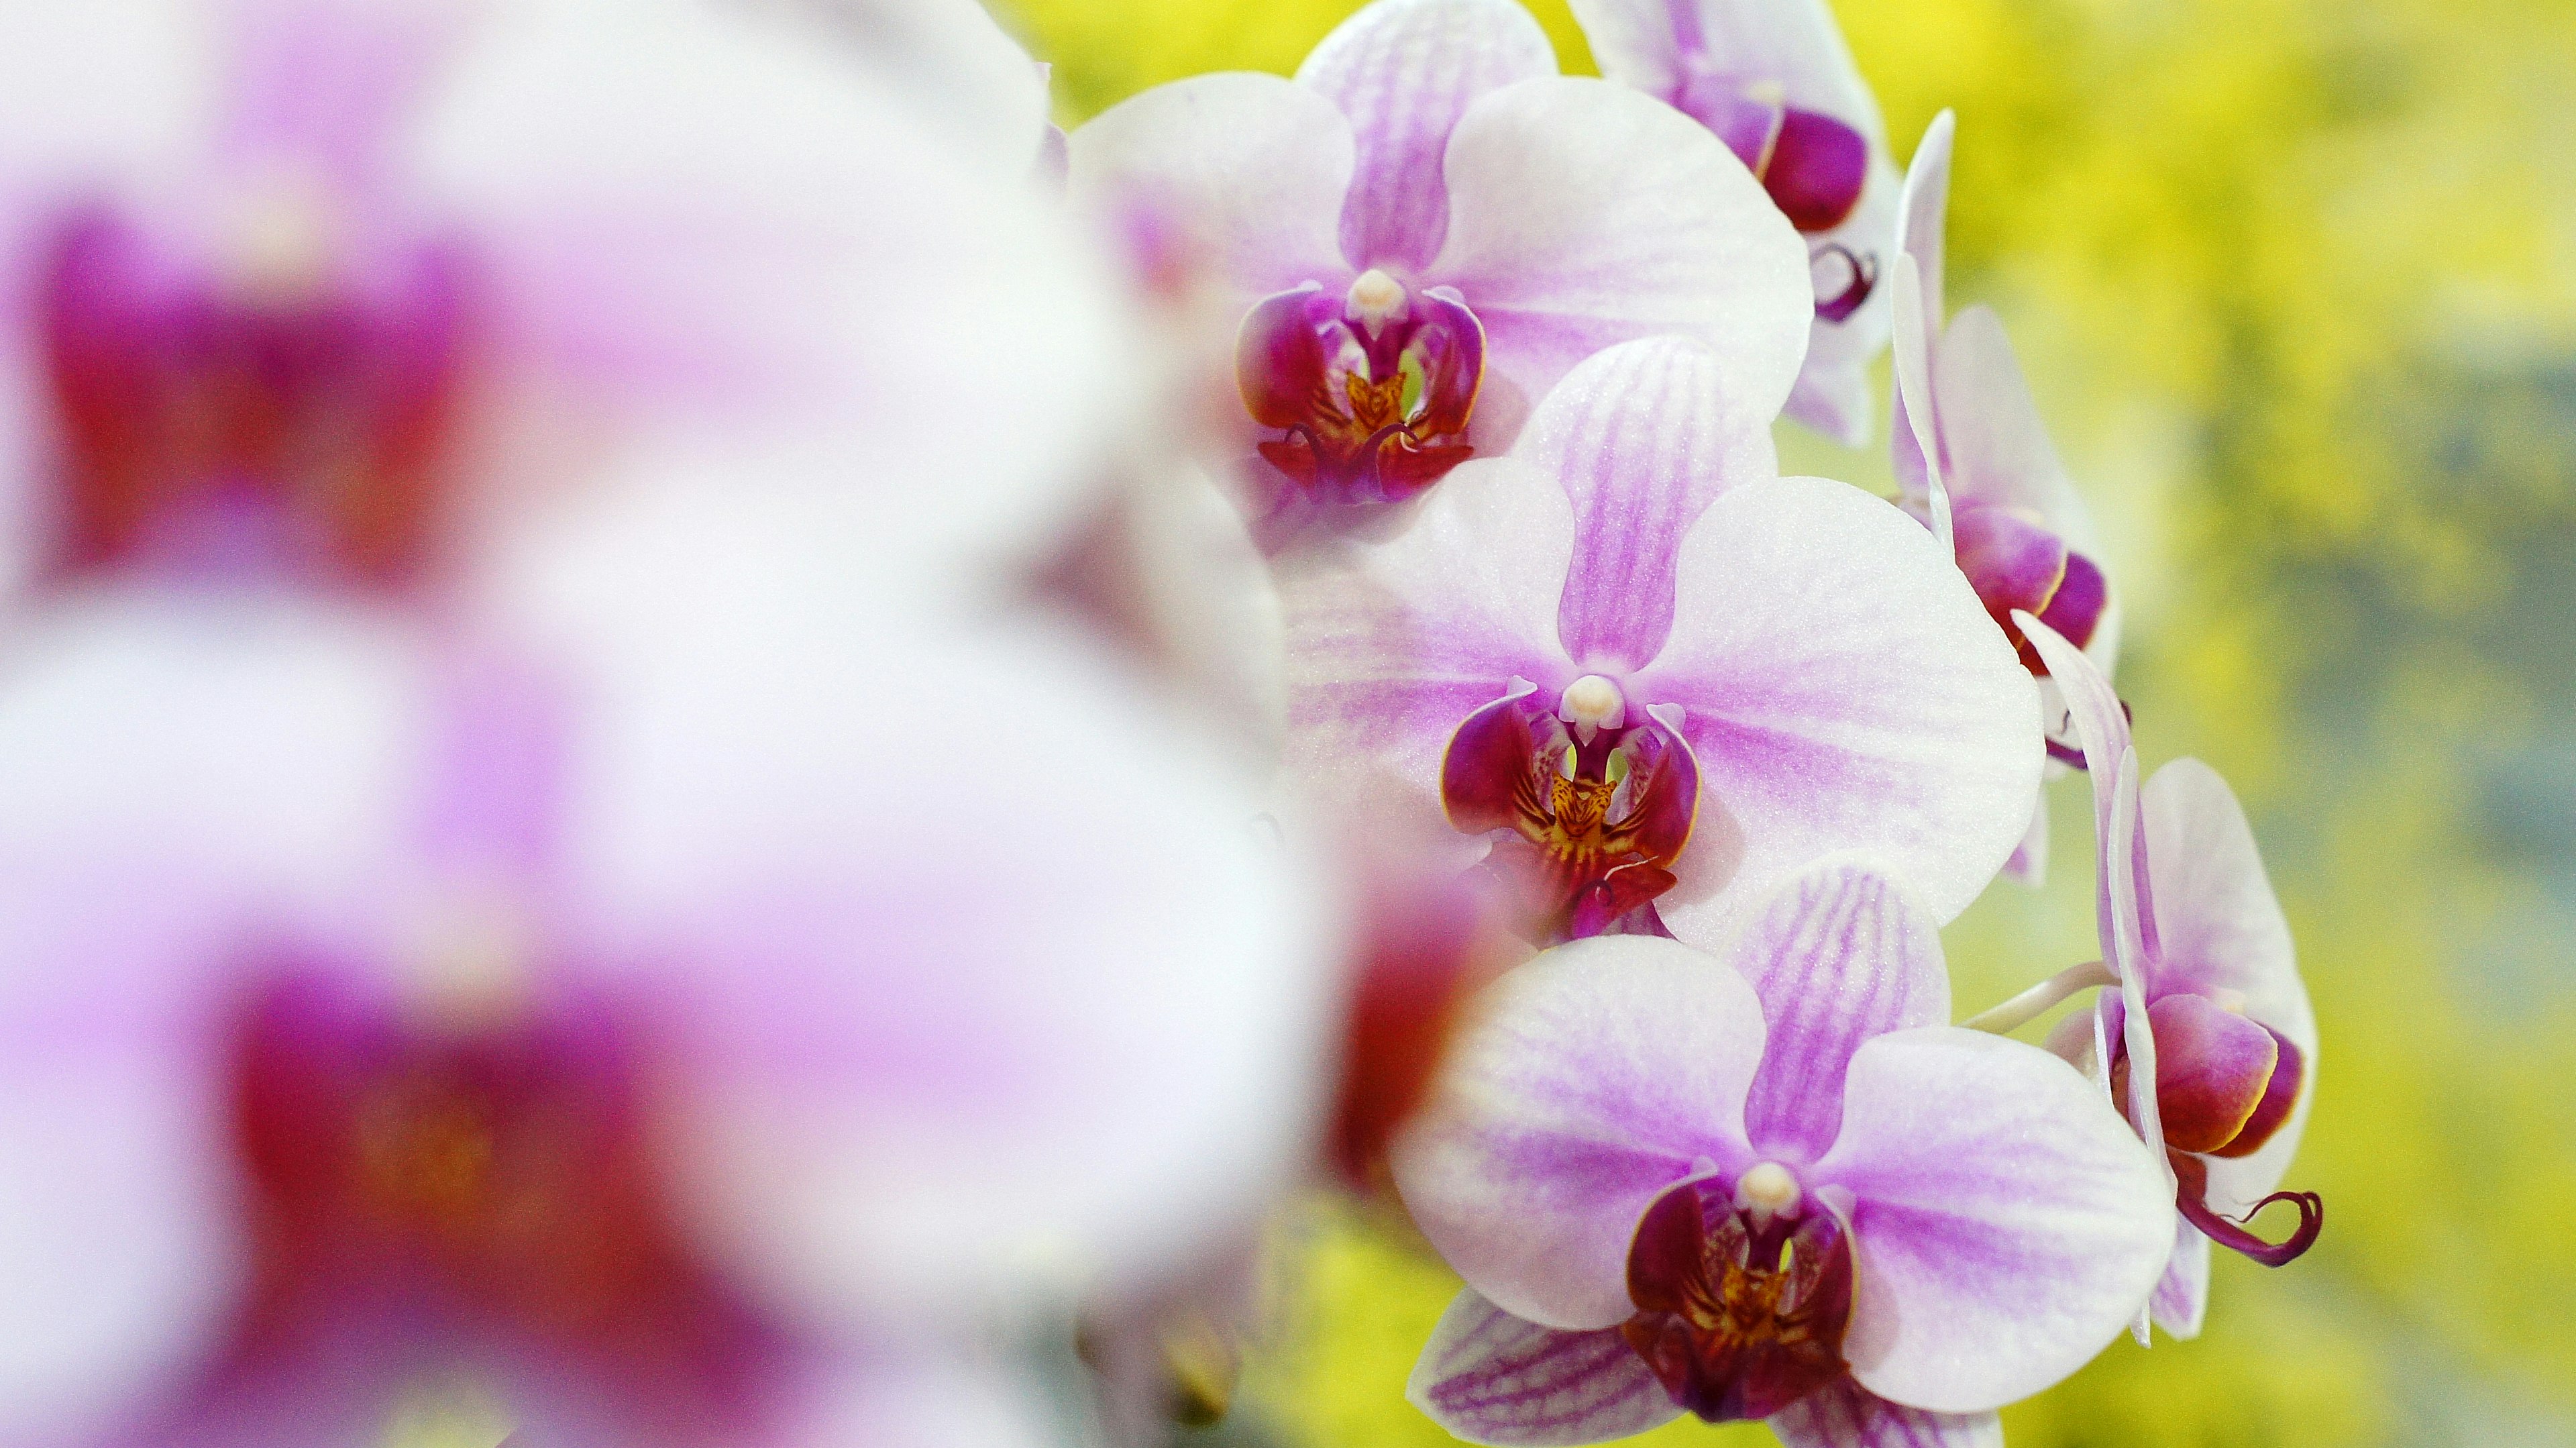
1394;859;2171;1445
1282;335;2036;946
1886;111;2118;883
0;0;1126;610
1568;0;1899;443
2010;616;2322;1337
0;570;1327;1447
1065;0;1807;539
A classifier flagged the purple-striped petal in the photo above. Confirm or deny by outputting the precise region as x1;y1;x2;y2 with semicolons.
1635;477;2038;937
1391;935;1764;1331
1279;457;1579;813
1514;338;1780;674
1407;1290;1682;1446
1431;76;1810;452
1729;860;1949;1164
1770;1378;2002;1448
1813;1028;2171;1412
1297;0;1556;274
1067;71;1355;304
2149;1221;2211;1340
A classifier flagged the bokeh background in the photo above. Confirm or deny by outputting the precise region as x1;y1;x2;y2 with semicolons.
1002;0;2576;1443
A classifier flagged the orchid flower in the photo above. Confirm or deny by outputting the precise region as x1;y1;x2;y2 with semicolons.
1281;334;2037;947
0;570;1328;1447
2016;614;2322;1337
1568;0;1900;444
1888;111;2118;885
1065;0;1809;537
1393;858;2172;1446
0;0;1128;610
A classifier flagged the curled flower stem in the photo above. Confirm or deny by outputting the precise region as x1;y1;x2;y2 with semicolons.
1962;959;2117;1035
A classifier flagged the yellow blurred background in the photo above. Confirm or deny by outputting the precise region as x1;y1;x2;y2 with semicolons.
1002;0;2576;1443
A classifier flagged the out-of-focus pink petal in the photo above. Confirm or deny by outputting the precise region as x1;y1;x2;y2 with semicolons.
1279;456;1577;811
763;1353;1062;1448
1815;1028;2170;1412
1407;1289;1680;1446
0;599;439;1447
1727;860;1949;1165
2150;1221;2211;1340
2141;758;2316;1212
414;0;1136;588
1515;338;1778;674
1432;77;1809;452
1637;477;2037;937
799;0;1058;178
218;0;460;196
1393;935;1764;1333
1295;0;1556;274
1069;71;1354;303
559;610;1332;1330
1770;1377;2002;1448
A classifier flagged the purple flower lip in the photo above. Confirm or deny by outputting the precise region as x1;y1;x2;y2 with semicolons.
1809;242;1878;324
2108;990;2323;1266
37;205;475;592
1438;680;1700;945
1668;75;1870;236
1236;273;1486;507
1950;504;2111;677
1618;1173;1851;1423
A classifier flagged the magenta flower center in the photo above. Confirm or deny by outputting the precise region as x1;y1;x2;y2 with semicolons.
1438;680;1700;943
1235;270;1486;505
1619;1171;1852;1423
36;204;472;590
1664;69;1878;320
1945;503;2111;689
219;967;777;1420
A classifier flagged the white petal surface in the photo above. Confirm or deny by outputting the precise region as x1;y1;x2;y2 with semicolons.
559;603;1331;1328
415;0;1135;593
1815;1028;2171;1412
1433;76;1809;450
1638;477;2038;937
1279;456;1577;811
1069;70;1355;303
1392;935;1764;1332
1935;306;2095;548
2150;1220;2212;1340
